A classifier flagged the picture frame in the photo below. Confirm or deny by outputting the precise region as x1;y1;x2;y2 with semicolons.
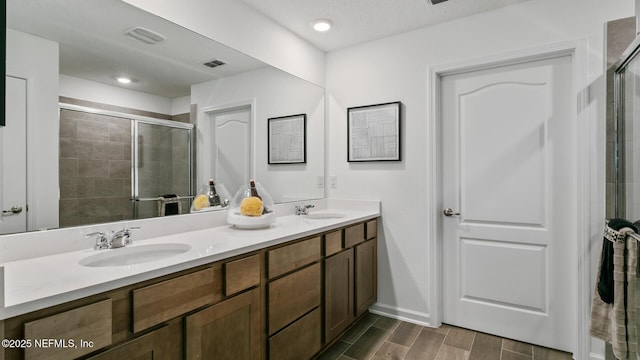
347;101;401;162
268;113;306;164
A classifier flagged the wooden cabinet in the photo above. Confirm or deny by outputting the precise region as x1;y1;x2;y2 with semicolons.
355;238;377;316
325;248;354;341
267;236;321;279
185;288;261;360
0;217;378;360
24;299;112;360
224;254;261;296
86;321;182;360
132;267;215;333
267;237;323;359
344;223;365;248
268;308;322;360
354;215;378;317
325;219;377;343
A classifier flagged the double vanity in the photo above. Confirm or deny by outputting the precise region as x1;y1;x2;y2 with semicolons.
0;199;379;360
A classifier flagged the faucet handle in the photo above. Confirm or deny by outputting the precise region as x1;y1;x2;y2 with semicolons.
86;231;109;250
112;226;141;247
294;204;315;215
123;226;140;245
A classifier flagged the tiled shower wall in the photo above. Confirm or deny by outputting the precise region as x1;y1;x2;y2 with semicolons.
59;109;133;227
59;98;190;227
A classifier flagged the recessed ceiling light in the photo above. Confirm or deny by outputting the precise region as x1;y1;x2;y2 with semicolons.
312;19;333;32
116;77;132;84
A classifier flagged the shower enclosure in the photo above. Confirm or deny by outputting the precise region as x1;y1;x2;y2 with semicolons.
58;103;194;227
612;34;640;360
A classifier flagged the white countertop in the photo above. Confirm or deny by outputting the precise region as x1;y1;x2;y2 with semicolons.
0;204;379;320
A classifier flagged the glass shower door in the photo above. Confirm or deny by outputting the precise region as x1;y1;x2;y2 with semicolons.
133;120;194;219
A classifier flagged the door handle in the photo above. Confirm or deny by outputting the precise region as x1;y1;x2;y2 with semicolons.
2;206;23;215
443;208;460;217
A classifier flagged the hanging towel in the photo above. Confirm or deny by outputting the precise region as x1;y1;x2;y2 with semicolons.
590;219;638;360
159;194;181;216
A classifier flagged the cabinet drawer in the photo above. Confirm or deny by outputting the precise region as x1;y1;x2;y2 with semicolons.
268;236;321;278
86;321;182;360
24;299;112;360
133;267;214;333
324;230;343;257
224;254;261;296
366;219;377;240
268;262;321;335
344;223;365;248
269;307;321;360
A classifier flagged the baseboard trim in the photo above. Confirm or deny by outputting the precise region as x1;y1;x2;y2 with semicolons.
368;302;433;328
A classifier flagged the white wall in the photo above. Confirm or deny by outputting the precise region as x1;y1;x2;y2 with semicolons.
6;29;59;231
59;75;182;115
325;0;633;358
122;0;326;87
191;67;324;201
172;96;191;116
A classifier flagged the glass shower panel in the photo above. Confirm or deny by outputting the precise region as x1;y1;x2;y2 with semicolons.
617;54;640;220
133;121;193;219
614;38;640;360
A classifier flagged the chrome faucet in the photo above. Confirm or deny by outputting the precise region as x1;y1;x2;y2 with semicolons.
294;204;315;215
110;227;140;248
86;231;109;250
86;227;140;250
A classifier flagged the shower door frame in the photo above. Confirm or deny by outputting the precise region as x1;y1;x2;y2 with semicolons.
131;117;195;219
613;35;640;219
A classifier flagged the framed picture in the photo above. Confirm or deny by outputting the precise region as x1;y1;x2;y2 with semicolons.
347;101;401;162
268;114;306;164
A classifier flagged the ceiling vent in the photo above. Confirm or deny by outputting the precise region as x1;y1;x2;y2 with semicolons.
203;59;227;68
425;0;448;4
124;27;166;45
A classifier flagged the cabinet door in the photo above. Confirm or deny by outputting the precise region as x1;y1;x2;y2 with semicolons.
325;248;354;342
86;321;182;360
185;288;261;360
355;239;377;316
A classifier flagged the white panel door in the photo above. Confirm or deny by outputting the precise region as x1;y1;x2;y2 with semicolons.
1;76;28;234
441;55;574;351
212;108;251;195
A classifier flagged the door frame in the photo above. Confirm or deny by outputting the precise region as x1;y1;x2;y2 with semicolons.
199;99;256;190
427;40;591;359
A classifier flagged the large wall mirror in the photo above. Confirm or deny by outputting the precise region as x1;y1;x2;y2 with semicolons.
4;0;324;234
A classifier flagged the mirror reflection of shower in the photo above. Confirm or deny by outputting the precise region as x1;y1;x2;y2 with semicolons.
133;120;194;219
58;104;194;227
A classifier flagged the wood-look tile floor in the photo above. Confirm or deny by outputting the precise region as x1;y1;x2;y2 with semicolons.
318;313;573;360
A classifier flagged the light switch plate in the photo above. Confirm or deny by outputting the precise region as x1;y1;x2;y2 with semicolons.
329;176;337;189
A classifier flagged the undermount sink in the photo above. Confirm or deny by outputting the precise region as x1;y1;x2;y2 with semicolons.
304;213;346;220
79;243;191;267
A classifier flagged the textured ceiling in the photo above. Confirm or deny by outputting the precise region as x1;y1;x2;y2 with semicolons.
240;0;529;52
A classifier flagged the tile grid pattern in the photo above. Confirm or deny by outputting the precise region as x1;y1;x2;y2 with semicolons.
318;313;573;360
